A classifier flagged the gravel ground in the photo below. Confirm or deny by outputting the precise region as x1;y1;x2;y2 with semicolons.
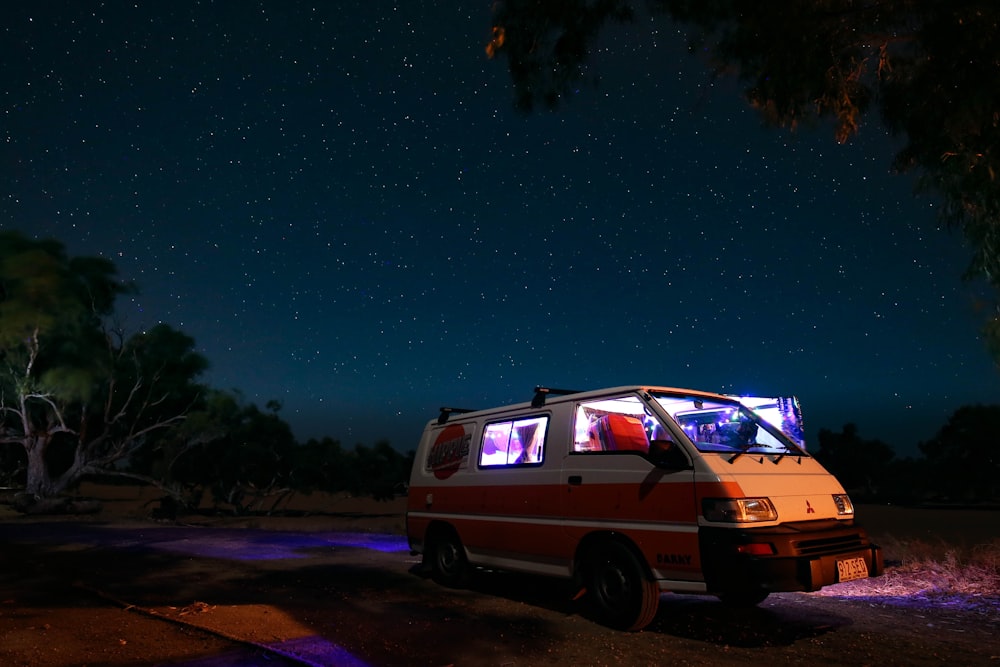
0;515;998;666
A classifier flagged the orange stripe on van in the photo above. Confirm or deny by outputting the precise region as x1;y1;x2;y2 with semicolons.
408;481;697;523
694;480;744;503
409;480;748;532
408;480;705;575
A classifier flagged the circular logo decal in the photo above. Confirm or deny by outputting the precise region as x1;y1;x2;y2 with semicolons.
427;424;471;480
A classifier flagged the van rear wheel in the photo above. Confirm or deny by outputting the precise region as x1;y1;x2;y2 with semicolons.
429;529;468;587
586;541;659;631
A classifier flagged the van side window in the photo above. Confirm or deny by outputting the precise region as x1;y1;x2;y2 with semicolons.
574;396;667;455
479;415;547;467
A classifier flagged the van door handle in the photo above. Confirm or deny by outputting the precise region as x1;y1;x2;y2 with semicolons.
568;475;582;486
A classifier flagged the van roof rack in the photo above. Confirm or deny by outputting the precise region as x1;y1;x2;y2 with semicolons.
437;406;477;424
532;386;581;408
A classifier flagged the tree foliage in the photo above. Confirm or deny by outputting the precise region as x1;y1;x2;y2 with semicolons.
815;407;1000;504
128;391;416;515
814;423;896;500
0;233;122;349
919;404;1000;502
486;0;635;112
156;392;299;513
487;0;1000;359
0;232;207;502
0;232;414;511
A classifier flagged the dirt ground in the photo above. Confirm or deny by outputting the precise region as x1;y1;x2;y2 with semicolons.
1;485;998;666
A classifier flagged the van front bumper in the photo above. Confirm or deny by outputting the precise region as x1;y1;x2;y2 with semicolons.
698;522;884;595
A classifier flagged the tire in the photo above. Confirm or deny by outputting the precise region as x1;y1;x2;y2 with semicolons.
429;529;468;587
717;590;770;607
586;541;660;631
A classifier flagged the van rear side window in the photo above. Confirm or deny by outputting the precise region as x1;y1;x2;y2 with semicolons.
479;415;547;467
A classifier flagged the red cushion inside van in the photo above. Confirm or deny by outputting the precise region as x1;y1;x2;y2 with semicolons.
597;414;649;452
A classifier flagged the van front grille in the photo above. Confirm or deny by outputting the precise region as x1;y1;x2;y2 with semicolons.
794;532;867;556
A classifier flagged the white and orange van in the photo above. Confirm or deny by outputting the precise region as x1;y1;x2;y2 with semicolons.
406;385;883;631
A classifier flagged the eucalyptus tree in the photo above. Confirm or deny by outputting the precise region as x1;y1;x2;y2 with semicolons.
0;232;207;502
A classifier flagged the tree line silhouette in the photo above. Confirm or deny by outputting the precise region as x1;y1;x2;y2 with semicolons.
2;231;997;514
815;406;1000;505
0;231;413;514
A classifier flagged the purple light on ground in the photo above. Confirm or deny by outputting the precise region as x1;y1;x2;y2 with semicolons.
142;530;410;561
320;532;411;553
0;523;408;562
814;590;1000;614
169;635;372;667
266;635;373;667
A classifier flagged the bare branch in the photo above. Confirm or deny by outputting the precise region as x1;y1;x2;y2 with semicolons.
85;413;188;469
77;467;189;505
24;393;74;434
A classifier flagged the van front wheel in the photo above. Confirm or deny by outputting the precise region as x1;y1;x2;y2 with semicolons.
586;541;659;631
430;529;468;587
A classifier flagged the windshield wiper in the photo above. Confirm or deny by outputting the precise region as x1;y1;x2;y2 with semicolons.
771;446;806;464
727;443;756;464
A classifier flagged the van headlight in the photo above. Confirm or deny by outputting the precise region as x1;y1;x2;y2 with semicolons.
702;497;778;523
832;494;855;516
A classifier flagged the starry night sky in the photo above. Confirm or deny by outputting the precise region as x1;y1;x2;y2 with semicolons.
4;2;998;456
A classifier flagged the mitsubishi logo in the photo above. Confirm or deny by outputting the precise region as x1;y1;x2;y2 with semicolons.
805;500;815;514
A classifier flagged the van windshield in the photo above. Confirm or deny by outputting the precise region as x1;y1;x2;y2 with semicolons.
651;392;806;457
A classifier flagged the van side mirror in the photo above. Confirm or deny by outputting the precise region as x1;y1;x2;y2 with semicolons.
649;439;690;469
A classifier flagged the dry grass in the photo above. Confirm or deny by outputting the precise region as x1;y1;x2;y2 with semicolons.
833;504;1000;604
818;536;1000;605
887;539;999;595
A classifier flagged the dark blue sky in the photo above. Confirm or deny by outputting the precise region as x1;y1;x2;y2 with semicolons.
4;2;997;455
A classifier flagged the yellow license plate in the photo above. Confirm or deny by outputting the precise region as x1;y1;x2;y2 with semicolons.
836;556;869;582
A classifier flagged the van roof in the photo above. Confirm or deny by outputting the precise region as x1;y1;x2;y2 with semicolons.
434;384;732;425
